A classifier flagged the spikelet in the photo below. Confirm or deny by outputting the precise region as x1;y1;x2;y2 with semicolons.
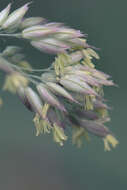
0;3;11;26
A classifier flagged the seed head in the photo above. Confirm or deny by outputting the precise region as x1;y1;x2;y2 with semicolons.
2;3;30;29
0;3;118;150
25;87;43;117
37;83;67;112
0;3;11;26
20;17;45;29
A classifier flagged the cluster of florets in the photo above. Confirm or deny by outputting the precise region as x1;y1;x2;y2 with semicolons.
0;3;118;150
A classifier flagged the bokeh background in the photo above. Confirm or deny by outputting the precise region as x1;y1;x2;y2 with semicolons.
0;0;126;189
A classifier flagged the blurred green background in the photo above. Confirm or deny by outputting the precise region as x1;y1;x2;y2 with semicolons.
0;0;126;189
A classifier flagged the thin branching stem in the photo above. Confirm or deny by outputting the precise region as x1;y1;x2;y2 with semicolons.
0;33;22;38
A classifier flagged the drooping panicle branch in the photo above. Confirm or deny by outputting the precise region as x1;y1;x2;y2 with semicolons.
0;3;118;150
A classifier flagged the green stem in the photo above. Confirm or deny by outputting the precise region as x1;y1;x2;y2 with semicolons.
0;33;22;38
14;65;53;73
27;74;42;81
0;55;45;85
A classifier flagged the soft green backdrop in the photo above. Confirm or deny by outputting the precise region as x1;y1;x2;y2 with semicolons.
0;0;126;189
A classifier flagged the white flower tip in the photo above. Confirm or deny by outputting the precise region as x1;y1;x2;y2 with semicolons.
21;2;32;11
6;3;12;9
25;1;33;8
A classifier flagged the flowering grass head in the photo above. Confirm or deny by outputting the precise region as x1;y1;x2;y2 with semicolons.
0;3;118;151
